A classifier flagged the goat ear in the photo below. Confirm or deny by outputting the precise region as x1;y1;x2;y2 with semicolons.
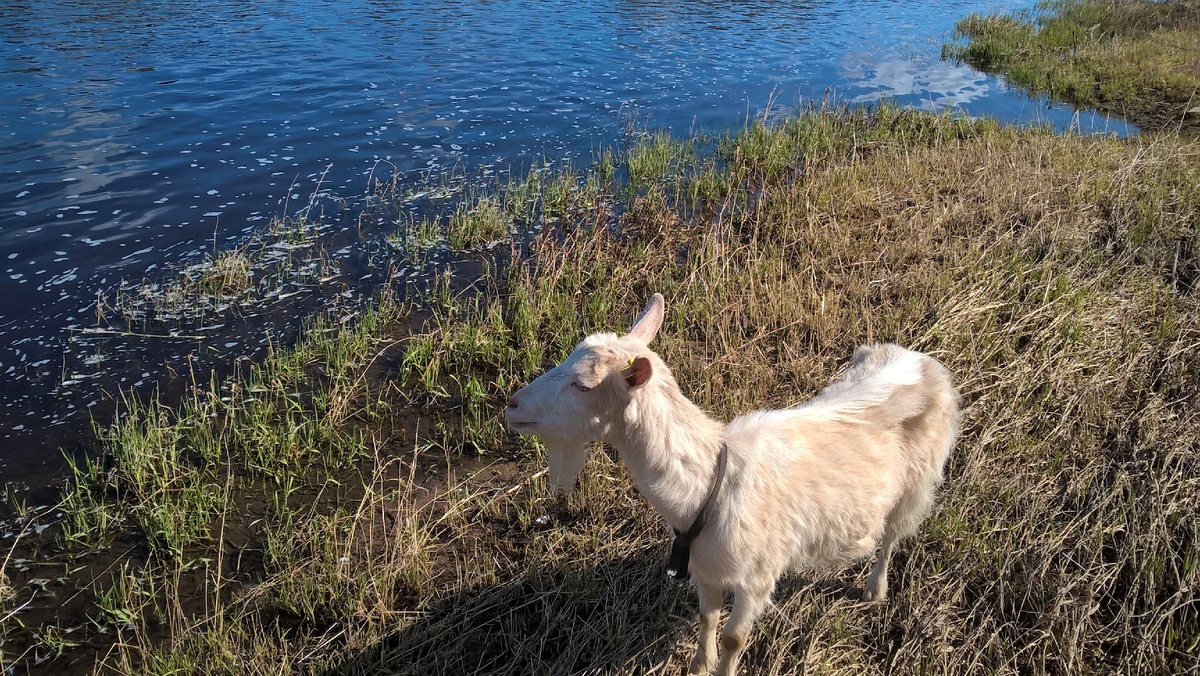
627;293;664;344
622;356;653;389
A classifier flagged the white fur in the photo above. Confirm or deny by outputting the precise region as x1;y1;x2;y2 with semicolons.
505;294;961;675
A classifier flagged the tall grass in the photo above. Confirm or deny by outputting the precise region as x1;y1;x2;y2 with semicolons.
4;104;1198;674
944;0;1200;132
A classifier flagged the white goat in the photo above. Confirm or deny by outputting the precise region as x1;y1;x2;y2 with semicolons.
504;293;961;675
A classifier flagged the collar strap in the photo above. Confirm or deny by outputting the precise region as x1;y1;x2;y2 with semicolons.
666;441;729;579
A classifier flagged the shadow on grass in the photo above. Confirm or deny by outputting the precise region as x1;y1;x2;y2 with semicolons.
321;546;876;676
326;552;697;676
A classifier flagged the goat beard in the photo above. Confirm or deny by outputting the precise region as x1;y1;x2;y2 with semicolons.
545;439;590;497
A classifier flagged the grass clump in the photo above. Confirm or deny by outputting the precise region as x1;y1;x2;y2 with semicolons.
944;0;1200;132
195;248;254;297
447;195;509;251
6;104;1199;674
390;214;443;260
626;130;696;189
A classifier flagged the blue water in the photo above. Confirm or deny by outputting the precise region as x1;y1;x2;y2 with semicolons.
0;0;1131;481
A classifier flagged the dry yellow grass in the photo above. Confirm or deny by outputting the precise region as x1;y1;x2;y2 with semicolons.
4;106;1197;674
372;108;1200;674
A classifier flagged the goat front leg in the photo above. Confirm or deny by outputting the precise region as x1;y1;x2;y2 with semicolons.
688;581;723;674
862;526;898;602
715;586;769;676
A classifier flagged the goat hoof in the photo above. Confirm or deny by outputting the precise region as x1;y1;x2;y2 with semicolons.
861;585;887;603
687;654;716;675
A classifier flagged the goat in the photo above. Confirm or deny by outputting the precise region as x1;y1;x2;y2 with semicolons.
504;293;961;675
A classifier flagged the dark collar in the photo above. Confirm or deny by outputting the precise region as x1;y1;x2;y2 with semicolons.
666;441;729;579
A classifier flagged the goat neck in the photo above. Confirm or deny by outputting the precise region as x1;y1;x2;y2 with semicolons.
606;371;726;533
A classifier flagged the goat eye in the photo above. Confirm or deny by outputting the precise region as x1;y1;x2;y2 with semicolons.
571;382;591;392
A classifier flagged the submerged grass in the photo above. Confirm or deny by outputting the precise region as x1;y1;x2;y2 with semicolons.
102;213;341;333
3;103;1199;674
944;0;1200;132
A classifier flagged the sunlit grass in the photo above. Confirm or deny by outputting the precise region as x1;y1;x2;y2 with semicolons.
944;0;1200;131
8;103;1198;674
447;195;509;251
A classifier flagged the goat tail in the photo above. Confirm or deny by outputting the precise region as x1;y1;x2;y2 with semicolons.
856;345;960;433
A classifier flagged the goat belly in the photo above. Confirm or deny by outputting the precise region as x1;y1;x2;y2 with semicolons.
782;531;879;572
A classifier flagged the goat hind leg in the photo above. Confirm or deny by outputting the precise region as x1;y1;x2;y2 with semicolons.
862;526;898;602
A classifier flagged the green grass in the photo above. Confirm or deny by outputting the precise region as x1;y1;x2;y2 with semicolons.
390;214;443;257
3;104;1199;674
57;293;405;563
447;195;510;251
626;129;696;188
944;0;1200;132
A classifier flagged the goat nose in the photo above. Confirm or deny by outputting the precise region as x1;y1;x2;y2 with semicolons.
506;396;519;409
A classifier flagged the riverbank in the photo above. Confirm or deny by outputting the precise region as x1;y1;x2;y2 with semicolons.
3;104;1198;674
944;0;1200;134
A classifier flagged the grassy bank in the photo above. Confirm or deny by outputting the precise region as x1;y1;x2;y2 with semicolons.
3;104;1199;674
944;0;1200;133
